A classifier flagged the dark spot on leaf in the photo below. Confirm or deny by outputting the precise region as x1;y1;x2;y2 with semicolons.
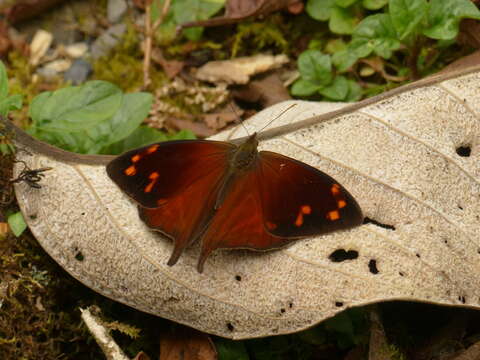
335;302;343;307
458;205;464;210
399;272;405;277
81;212;85;216
456;145;471;157
227;323;234;331
416;253;421;258
329;249;359;262
235;275;242;281
280;308;285;313
363;217;395;230
289;302;293;308
368;259;379;274
75;251;84;261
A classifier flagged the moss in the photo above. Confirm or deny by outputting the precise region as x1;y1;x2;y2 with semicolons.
93;21;167;92
231;16;289;57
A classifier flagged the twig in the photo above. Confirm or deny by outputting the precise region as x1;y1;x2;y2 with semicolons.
80;307;130;360
143;0;172;89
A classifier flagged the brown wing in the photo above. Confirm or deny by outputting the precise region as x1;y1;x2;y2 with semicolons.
197;168;288;272
196;151;363;272
106;140;235;265
258;151;363;237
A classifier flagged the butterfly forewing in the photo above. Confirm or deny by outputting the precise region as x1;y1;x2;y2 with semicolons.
107;140;235;208
258;151;363;237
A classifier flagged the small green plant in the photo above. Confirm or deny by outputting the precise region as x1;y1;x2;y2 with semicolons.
7;211;27;237
0;60;22;154
291;49;362;101
27;80;193;155
296;0;480;101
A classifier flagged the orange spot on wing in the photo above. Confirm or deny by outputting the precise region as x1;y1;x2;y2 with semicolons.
144;172;160;193
327;210;340;221
146;144;159;154
124;165;136;176
295;205;312;227
337;199;347;208
295;213;303;227
331;184;340;195
301;205;312;214
266;221;277;230
149;172;159;179
131;154;141;163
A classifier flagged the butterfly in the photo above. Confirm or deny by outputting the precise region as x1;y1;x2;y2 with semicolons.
107;131;363;273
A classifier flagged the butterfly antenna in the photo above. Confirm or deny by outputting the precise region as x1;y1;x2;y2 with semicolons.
258;103;297;133
229;102;250;136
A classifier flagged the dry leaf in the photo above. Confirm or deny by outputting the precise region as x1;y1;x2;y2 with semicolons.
232;72;291;107
8;65;480;339
195;54;289;84
159;327;216;360
180;0;302;29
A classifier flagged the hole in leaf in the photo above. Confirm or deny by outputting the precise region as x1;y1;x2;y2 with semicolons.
363;217;395;230
329;249;359;262
280;308;286;313
459;296;466;304
227;323;234;332
335;302;343;307
29;214;37;220
75;251;84;261
456;145;471;157
368;259;379;274
235;275;242;281
289;302;293;308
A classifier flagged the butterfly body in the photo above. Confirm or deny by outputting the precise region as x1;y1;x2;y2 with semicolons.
107;133;363;273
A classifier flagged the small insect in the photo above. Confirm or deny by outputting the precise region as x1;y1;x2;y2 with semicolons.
11;161;52;189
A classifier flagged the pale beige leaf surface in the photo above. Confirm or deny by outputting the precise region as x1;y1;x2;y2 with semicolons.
11;66;480;339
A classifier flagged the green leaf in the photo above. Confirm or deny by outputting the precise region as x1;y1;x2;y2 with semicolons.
353;14;402;59
173;0;225;40
29;81;123;132
423;0;480;40
329;6;357;34
297;50;333;86
0;61;23;116
290;79;322;96
332;48;360;72
319;75;349;100
345;79;363;101
28;81;153;154
95;92;153;149
0;94;22;117
306;0;335;21
335;0;357;8
7;211;27;237
389;0;428;40
0;60;8;100
362;0;388;10
216;339;249;360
